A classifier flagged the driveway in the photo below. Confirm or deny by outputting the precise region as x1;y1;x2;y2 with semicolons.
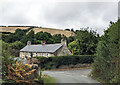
42;69;101;84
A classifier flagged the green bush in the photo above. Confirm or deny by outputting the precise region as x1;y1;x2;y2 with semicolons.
36;55;95;70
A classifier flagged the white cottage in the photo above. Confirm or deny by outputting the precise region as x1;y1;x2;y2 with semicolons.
19;39;72;58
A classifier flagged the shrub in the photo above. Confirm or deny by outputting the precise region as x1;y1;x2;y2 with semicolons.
7;61;36;83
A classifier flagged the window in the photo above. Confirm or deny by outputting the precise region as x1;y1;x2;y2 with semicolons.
34;53;37;57
29;53;31;57
46;53;48;57
22;52;24;57
41;53;43;56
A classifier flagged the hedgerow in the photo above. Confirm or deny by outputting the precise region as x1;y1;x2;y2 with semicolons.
34;55;95;70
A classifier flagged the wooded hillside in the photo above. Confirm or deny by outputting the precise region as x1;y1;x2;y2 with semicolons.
0;26;75;37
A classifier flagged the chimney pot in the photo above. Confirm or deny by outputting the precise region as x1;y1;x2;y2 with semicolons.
41;41;46;45
27;41;31;45
61;39;67;46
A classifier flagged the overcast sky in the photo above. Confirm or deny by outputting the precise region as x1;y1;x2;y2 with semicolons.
0;0;119;35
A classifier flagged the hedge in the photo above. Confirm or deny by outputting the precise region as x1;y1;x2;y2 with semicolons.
34;55;95;70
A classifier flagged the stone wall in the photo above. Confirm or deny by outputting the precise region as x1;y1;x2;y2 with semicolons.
55;45;72;56
55;39;72;56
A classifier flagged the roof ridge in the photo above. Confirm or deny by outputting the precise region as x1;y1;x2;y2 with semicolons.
30;43;62;46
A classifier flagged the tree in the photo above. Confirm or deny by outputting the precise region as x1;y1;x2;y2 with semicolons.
5;29;26;43
0;40;15;83
68;29;99;55
68;39;79;55
1;40;11;57
10;41;25;50
52;34;62;43
65;29;70;31
10;41;25;56
34;31;54;44
91;19;120;83
21;30;35;44
71;28;74;32
2;33;10;41
67;36;75;45
78;29;98;55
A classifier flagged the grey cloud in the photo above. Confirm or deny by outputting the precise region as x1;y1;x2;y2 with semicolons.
43;2;86;24
0;1;118;35
43;2;118;35
1;1;30;25
43;2;117;25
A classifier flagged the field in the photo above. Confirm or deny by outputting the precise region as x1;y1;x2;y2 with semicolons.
0;26;30;33
0;26;75;37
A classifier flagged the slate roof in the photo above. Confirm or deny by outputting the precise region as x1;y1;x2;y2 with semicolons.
20;44;62;53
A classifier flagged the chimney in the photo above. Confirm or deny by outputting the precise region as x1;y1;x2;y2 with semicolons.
27;41;31;45
61;39;67;46
41;41;46;45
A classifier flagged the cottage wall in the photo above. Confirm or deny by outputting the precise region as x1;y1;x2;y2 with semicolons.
55;45;72;56
19;52;55;58
19;52;22;58
35;53;54;57
20;52;30;58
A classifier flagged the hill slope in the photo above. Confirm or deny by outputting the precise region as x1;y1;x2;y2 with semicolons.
0;26;75;37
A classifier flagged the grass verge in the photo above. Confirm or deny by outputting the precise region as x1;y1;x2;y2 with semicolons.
42;75;56;84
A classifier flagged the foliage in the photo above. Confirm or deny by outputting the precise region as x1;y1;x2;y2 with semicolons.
52;34;62;43
110;73;120;83
67;36;75;45
0;40;15;83
68;39;80;55
1;32;13;34
1;40;36;83
24;26;34;33
2;27;71;49
1;33;10;41
34;31;53;44
4;29;26;43
1;40;11;57
34;71;44;84
71;28;74;32
21;30;35;44
2;56;14;83
1;40;24;57
2;26;98;56
91;19;120;83
10;41;25;50
65;29;70;31
7;61;36;83
34;74;55;84
36;55;95;70
20;30;63;44
68;28;99;55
